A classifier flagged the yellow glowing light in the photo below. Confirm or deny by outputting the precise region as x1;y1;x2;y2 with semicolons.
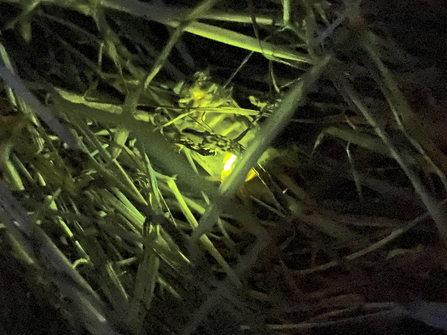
223;154;237;172
221;154;256;182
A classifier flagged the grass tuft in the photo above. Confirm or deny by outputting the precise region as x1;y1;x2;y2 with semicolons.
0;0;447;334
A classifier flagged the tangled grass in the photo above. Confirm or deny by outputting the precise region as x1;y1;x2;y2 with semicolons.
0;0;447;334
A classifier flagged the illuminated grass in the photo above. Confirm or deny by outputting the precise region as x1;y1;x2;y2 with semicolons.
0;0;445;334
